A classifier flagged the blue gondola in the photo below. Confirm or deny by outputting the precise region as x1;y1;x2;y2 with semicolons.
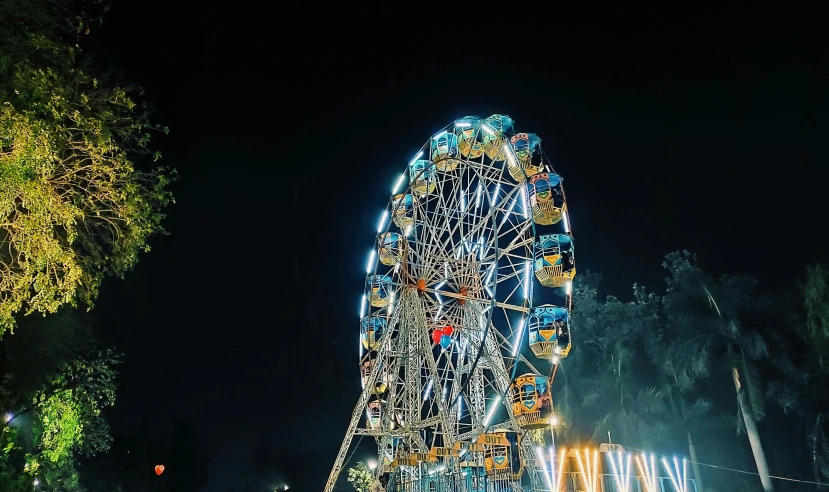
528;305;570;358
528;172;566;225
366;275;393;307
481;114;514;161
455;116;484;159
391;193;416;230
534;234;576;288
378;232;403;266
409;159;436;195
430;130;461;171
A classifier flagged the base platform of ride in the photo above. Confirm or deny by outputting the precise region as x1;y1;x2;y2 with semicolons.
383;472;698;492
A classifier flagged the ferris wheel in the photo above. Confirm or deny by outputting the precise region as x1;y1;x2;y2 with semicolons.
325;115;576;492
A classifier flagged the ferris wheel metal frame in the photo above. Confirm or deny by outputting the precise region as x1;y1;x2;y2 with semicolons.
326;115;575;492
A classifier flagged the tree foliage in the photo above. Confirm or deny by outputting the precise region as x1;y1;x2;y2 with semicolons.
554;251;818;491
347;461;374;492
0;309;119;490
0;0;176;334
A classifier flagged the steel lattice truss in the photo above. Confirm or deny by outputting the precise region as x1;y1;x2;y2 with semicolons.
326;116;575;492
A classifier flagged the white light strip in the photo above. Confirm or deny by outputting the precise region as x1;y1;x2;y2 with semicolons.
552;448;566;492
410;150;423;164
499;193;520;229
483;395;501;426
360;296;367;318
366;250;376;273
609;452;632;492
512;318;525;356
455;121;471;128
521;185;529;219
504;144;516;167
562;211;570;233
535;447;555;491
475;184;482;208
433;130;447;139
565;280;572;296
423;378;433;401
478;236;485;260
523;260;531;299
635;454;659;492
392;174;406;194
662;457;687;492
359;334;363;357
377;210;389;233
491;184;501;207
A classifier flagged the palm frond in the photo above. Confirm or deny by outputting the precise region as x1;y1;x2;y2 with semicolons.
764;380;800;416
685;397;713;422
633;387;667;415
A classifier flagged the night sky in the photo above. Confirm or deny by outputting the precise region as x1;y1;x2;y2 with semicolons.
84;4;827;490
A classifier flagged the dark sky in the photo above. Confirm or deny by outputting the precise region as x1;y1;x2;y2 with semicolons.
86;4;828;490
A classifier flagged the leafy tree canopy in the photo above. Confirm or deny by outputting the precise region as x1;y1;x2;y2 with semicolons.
347;461;374;492
0;0;176;334
0;309;119;490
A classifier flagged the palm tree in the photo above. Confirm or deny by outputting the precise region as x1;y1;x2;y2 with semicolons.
661;251;775;492
560;273;665;446
581;339;666;445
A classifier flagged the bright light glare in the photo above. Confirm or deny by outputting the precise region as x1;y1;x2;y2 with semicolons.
483;395;501;426
367;459;377;470
482;124;495;136
4;413;12;423
563;211;570;232
392;174;406;194
504;144;516;166
377;210;389;233
565;280;572;296
423;378;433;401
512;318;525;356
491;184;501;206
360;296;367;318
552;354;560;365
535;446;554;491
521;185;529;218
609;452;632;492
410;150;424;164
33;480;39;486
366;250;376;273
523;261;531;299
455;121;471;127
550;414;560;427
662;457;688;492
635;454;659;492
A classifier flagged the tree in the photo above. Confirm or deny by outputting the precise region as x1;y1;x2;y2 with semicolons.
0;0;176;333
346;461;373;492
0;310;119;489
799;264;829;484
660;251;776;492
556;273;664;446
